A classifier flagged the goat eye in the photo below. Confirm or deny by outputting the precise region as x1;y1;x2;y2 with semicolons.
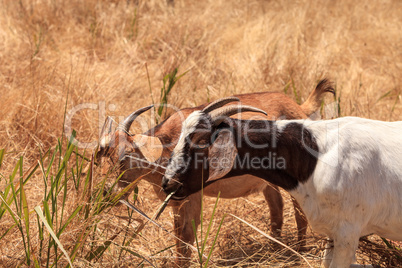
195;143;209;149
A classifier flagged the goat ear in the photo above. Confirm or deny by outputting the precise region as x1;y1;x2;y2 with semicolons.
100;117;114;136
206;129;238;182
99;116;114;148
133;134;163;162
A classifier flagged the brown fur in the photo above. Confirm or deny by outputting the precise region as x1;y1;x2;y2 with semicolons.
300;79;335;116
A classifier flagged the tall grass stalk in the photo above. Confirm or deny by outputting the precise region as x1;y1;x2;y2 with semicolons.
192;191;225;268
0;130;158;266
155;67;189;123
283;78;301;104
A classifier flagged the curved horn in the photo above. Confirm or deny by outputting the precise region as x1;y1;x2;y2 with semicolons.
117;105;154;133
202;97;240;113
209;105;267;125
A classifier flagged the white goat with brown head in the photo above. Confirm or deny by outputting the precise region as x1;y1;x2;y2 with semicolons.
162;81;402;268
98;80;334;266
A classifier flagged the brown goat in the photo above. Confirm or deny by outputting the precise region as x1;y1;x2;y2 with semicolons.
97;82;334;266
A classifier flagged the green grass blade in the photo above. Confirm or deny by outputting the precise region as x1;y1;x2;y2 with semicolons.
37;214;44;240
42;200;53;229
191;219;202;262
201;192;220;257
34;206;74;268
204;214;226;268
33;259;40;268
85;232;119;262
21;160;41;186
0;159;40;220
0;148;5;170
57;205;82;237
54;138;75;190
154;188;176;221
9;177;20;217
71;167;78;190
43;198;53;268
59;165;68;227
376;89;392;104
389;92;400;119
156;67;188;121
120;199;202;259
72;148;91;163
118;245;156;267
46;145;59;179
0;192;20;224
20;163;31;265
83;153;95;210
145;63;155;112
283;81;290;95
381;237;394;249
103;171;144;208
0;222;17;240
0;181;19;219
46;204;83;258
36;212;44;264
291;78;301;104
69;224;93;265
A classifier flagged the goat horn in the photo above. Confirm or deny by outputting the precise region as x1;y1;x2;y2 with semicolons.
209;105;267;125
202;97;240;113
117;105;154;133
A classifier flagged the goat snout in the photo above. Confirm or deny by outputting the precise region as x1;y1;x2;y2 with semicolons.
162;176;178;192
162;176;185;198
161;176;170;190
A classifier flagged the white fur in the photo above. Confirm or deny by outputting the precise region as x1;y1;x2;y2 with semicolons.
173;111;203;155
290;116;402;268
168;115;402;267
99;135;111;148
165;111;204;180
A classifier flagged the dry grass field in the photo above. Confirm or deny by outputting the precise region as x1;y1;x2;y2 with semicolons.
0;0;402;267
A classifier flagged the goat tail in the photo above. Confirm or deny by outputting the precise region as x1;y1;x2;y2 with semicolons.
300;79;335;116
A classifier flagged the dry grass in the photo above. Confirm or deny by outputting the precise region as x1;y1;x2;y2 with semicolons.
0;0;402;267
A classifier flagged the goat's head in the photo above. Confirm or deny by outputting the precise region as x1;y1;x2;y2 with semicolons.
161;98;267;199
97;105;163;199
